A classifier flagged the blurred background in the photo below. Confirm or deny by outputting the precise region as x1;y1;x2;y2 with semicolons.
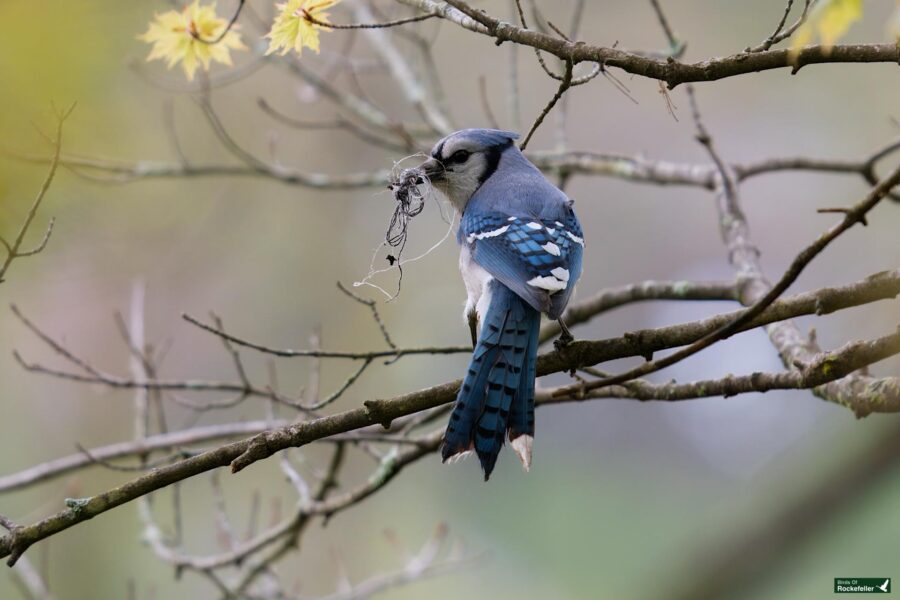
0;1;898;598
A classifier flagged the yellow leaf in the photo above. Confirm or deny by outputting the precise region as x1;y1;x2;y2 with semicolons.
790;0;863;59
138;0;246;81
265;0;340;57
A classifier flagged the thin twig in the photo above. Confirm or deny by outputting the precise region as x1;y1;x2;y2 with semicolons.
553;101;900;396
0;104;74;284
520;60;573;150
257;98;414;153
302;9;435;30
190;0;245;44
647;0;685;56
336;282;396;350
183;312;466;359
746;0;814;53
315;525;479;600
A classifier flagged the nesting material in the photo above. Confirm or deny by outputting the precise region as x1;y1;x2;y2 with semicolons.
385;166;429;264
354;164;451;300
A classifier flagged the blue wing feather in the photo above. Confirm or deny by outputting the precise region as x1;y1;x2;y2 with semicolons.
460;208;583;320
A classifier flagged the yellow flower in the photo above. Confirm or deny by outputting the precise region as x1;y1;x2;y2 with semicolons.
265;0;340;57
790;0;862;59
138;1;246;81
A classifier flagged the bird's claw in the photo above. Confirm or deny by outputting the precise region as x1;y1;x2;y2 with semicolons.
554;318;574;351
554;330;574;352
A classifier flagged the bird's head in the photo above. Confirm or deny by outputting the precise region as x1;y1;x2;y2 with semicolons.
419;128;519;210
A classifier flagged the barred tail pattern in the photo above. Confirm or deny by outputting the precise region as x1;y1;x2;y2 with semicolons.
441;280;541;480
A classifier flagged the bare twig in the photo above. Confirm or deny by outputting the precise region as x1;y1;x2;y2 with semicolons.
647;0;685;56
351;2;453;135
302;8;435;30
746;0;814;53
520;59;573;150
9;554;55;600
305;357;374;410
0;420;432;494
0;105;74;284
556;142;900;396
0;514;18;532
190;0;245;44
315;524;479;600
336;282;396;350
257;98;414;153
183;312;466;359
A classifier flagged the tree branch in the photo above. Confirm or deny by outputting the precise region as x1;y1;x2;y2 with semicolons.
2;268;897;565
402;0;899;88
7;137;898;200
554;161;900;395
0;105;73;285
546;329;900;403
540;278;739;342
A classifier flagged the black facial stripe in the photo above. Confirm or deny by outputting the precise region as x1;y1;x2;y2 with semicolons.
478;139;513;185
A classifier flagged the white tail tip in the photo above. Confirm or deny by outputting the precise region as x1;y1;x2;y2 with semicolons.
510;435;533;472
444;449;475;464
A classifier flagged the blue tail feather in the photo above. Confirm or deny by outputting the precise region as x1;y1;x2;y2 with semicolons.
509;309;539;441
442;280;541;480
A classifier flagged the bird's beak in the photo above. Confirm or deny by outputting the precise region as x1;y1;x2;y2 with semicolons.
419;157;445;182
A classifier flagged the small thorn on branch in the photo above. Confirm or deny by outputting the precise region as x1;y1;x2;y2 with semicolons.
817;207;868;226
0;513;27;567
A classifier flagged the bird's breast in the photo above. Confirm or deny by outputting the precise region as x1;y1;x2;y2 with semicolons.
459;245;494;323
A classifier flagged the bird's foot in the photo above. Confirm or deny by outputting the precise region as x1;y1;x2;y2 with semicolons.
554;318;574;351
554;332;574;352
467;310;479;349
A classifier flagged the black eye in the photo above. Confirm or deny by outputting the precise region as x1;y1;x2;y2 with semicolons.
449;149;471;164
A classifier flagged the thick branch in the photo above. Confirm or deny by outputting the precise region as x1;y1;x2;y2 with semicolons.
545;330;900;403
403;0;900;88
1;270;897;564
540;279;738;342
556;162;900;395
682;86;900;416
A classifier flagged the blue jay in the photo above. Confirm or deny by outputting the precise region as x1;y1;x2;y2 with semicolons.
417;129;584;480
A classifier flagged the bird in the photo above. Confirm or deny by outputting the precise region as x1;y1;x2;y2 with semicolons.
417;128;584;480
